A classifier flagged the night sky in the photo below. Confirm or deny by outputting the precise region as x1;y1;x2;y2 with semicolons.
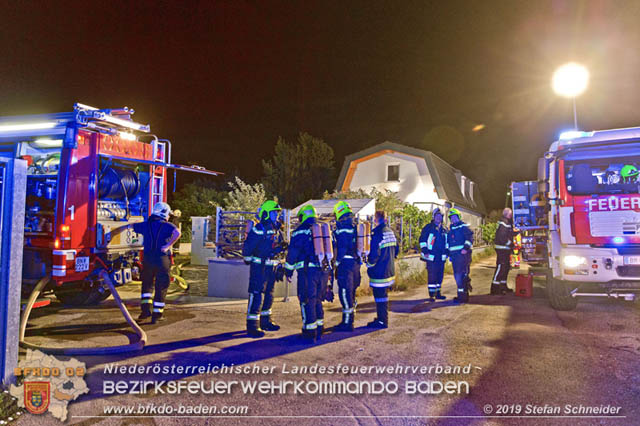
3;0;640;210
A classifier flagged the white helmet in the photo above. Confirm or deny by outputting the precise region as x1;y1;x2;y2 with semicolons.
152;202;171;220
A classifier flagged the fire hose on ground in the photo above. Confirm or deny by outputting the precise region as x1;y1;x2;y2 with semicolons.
19;258;148;355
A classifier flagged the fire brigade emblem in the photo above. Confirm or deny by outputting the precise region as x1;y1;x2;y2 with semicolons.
24;381;50;414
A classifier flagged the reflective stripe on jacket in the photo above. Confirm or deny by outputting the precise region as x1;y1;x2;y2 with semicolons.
494;217;515;252
333;213;360;266
284;218;321;276
447;221;473;255
242;220;283;265
419;221;448;262
367;223;398;287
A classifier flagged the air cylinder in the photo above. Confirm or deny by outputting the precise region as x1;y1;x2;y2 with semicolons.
311;223;325;263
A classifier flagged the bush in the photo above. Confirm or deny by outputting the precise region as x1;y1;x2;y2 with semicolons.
479;222;498;245
171;183;226;242
225;176;267;212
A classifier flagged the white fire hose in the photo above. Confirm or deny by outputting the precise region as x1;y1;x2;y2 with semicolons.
19;267;147;355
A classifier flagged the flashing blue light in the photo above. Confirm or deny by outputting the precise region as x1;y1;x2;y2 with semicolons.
559;130;594;140
613;237;624;244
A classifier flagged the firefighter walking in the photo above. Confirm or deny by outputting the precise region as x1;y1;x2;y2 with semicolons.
491;207;515;295
447;208;474;303
242;200;285;338
109;202;181;324
285;205;325;341
332;201;361;332
419;207;448;301
366;211;398;328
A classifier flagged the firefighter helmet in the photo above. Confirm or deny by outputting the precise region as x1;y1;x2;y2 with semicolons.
621;165;639;182
152;202;172;220
297;204;317;223
259;200;281;220
333;201;352;220
432;207;443;218
448;208;461;219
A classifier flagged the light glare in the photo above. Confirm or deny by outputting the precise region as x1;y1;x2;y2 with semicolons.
563;255;587;268
552;63;589;98
0;122;58;132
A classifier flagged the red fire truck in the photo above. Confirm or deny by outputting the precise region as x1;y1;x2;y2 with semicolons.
0;103;219;305
531;128;640;310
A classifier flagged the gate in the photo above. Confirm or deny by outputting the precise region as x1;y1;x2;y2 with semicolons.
0;157;26;384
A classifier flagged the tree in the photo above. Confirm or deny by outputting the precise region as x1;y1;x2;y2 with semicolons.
225;176;267;212
262;132;335;208
170;183;226;242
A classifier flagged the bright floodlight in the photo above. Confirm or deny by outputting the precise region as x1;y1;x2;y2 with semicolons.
552;63;589;98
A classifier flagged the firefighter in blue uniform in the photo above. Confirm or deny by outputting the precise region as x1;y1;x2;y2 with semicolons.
492;207;515;295
447;208;474;303
109;202;181;324
419;207;448;301
332;201;361;332
366;211;398;328
285;204;325;341
242;200;285;338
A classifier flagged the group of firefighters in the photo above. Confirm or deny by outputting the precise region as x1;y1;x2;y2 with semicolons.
127;200;517;341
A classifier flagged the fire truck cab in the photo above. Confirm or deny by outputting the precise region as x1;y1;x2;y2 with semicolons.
0;103;218;305
542;128;640;310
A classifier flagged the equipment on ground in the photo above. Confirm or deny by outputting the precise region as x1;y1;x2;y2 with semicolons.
515;273;533;298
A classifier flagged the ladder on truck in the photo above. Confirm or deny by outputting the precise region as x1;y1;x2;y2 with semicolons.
151;139;170;208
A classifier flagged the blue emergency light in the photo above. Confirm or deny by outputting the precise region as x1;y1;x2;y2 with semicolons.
559;130;594;140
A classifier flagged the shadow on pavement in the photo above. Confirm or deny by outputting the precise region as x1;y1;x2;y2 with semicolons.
76;326;376;402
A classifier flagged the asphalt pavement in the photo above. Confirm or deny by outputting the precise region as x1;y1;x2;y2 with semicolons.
16;256;640;426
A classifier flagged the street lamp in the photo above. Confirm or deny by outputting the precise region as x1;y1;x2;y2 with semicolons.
552;62;589;129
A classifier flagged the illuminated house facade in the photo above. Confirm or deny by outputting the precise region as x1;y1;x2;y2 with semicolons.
335;142;486;227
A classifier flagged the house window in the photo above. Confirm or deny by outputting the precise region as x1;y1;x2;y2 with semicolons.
387;164;400;181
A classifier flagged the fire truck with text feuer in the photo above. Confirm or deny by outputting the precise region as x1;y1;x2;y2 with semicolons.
532;128;640;310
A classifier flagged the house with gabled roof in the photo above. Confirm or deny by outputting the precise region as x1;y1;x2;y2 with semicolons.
335;142;486;227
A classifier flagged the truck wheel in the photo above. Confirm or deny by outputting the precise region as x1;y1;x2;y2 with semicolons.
54;286;103;306
547;278;578;311
98;289;112;302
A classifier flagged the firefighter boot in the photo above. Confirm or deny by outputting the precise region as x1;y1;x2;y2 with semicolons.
247;320;265;338
260;316;280;331
301;328;316;342
454;289;470;304
366;318;388;328
490;284;502;295
151;314;165;324
500;283;514;295
316;324;324;341
435;290;446;300
137;304;152;322
335;313;354;332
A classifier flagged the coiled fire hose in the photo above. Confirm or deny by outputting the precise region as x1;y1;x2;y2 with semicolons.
19;259;147;355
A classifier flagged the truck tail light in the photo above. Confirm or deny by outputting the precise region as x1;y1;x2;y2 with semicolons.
59;224;71;249
52;250;75;278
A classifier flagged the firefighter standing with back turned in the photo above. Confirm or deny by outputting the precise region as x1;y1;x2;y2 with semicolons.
285;205;326;341
419;207;448;301
366;210;398;329
242;200;285;338
491;207;515;295
447;208;474;303
332;201;361;332
108;202;181;324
